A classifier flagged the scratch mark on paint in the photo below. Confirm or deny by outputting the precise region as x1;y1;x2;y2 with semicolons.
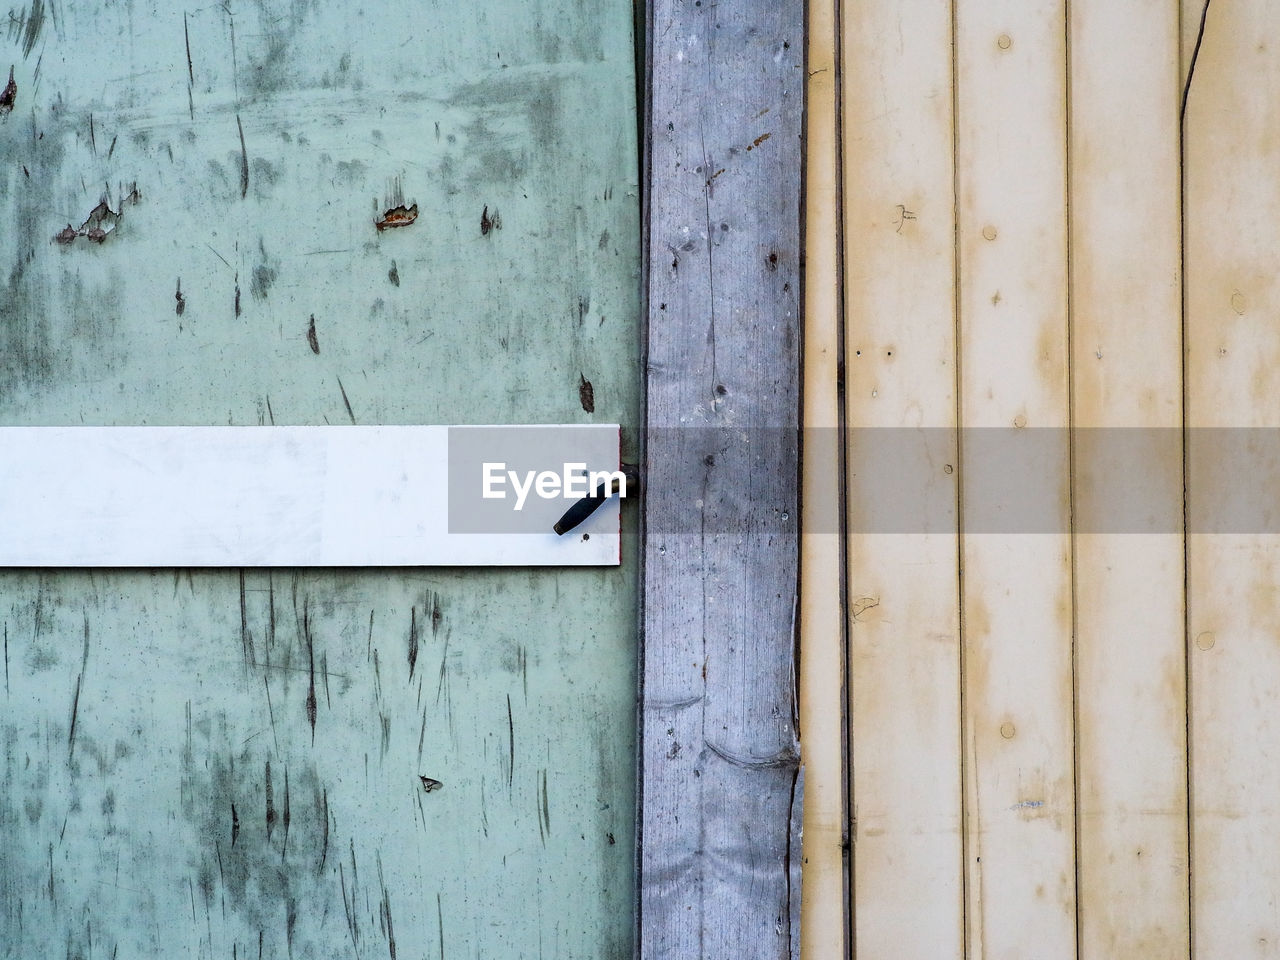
3;621;7;696
11;0;44;58
67;615;90;760
231;802;239;846
437;893;445;960
280;765;291;864
317;786;329;874
304;603;316;742
184;11;194;81
67;674;82;759
263;674;280;754
175;278;186;315
237;114;249;198
480;204;501;236
506;694;515;790
306;315;320;354
239;570;252;667
377;854;397;960
407;607;419;680
336;376;356;424
1010;799;1044;810
265;759;276;841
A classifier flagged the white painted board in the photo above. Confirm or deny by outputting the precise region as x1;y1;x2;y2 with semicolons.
0;425;621;566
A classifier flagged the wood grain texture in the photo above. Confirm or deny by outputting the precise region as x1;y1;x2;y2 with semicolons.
954;1;1076;955
842;1;964;957
800;0;847;953
1068;1;1189;954
639;0;803;955
0;1;641;957
1184;2;1280;955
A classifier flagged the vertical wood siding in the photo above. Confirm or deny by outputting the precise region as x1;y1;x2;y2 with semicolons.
800;0;847;954
842;0;963;956
813;0;1280;956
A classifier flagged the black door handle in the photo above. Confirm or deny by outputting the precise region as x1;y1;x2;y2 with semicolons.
553;463;638;535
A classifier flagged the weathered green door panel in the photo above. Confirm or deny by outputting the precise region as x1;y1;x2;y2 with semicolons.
1;2;639;957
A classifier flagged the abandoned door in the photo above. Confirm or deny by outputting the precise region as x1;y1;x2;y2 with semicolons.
0;2;640;957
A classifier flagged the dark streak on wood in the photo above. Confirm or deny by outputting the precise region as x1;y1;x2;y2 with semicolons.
231;802;239;847
640;0;803;956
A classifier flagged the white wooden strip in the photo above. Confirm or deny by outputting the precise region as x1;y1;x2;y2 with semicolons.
1184;2;1280;955
843;0;964;956
801;0;848;952
955;1;1076;955
1068;0;1189;954
0;426;620;566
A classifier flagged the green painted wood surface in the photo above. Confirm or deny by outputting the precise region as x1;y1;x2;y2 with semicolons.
0;2;640;957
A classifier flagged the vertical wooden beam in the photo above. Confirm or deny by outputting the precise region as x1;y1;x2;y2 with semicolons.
639;0;804;956
954;1;1076;955
842;1;964;957
1068;0;1189;954
802;0;849;954
1184;3;1280;956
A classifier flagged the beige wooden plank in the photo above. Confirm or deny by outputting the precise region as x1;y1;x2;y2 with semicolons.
1068;1;1190;955
800;0;848;954
954;1;1076;955
1184;2;1280;955
842;1;964;956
